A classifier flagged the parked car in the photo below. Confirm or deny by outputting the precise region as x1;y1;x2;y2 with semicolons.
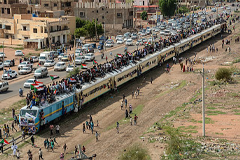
18;61;32;70
44;60;56;67
116;35;123;41
66;65;79;72
0;62;3;70
117;39;124;44
142;38;147;43
136;39;143;45
0;52;6;58
82;44;94;53
2;70;17;80
106;39;114;44
211;8;216;12
58;53;65;60
131;33;138;39
105;42;114;47
75;48;83;57
61;55;69;62
15;50;24;56
75;57;86;65
3;60;13;67
84;53;95;61
125;39;133;46
23;79;43;88
54;62;67;71
0;80;9;92
34;67;48;78
30;56;39;63
18;67;32;75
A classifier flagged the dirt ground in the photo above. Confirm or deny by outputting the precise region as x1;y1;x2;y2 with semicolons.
1;21;240;159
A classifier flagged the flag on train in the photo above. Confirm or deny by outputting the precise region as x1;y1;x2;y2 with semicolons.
54;89;57;94
0;139;9;145
30;83;40;90
93;60;98;65
50;75;59;80
117;54;122;58
35;81;43;84
81;64;87;69
34;86;44;92
69;78;76;83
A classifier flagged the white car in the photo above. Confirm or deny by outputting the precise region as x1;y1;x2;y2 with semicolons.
142;38;147;43
58;53;65;60
18;61;32;70
0;81;9;92
66;65;79;72
105;42;114;47
54;62;67;71
15;50;24;56
163;30;171;36
18;67;32;75
0;52;6;58
141;32;146;36
85;53;95;61
116;35;123;41
3;60;13;67
23;79;43;88
0;62;3;70
44;60;56;67
136;39;143;45
126;39;133;46
2;70;17;80
31;56;39;63
117;39;124;44
131;33;138;39
75;57;86;65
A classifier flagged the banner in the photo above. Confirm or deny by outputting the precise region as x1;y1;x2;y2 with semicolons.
25;112;36;120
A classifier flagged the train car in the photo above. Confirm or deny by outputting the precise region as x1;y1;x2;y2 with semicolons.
191;34;202;47
212;24;222;36
159;45;176;62
138;54;158;74
19;93;75;134
76;73;113;108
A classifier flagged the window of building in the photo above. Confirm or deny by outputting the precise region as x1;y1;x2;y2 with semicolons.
102;8;104;10
143;1;145;5
44;4;49;7
66;2;71;7
23;26;26;31
1;8;4;14
27;10;30;13
24;37;28;39
129;11;133;16
54;3;57;7
63;35;65;43
117;13;122;18
5;25;11;30
79;12;85;18
58;36;60;41
7;8;10;14
0;24;2;29
96;18;98;21
102;16;104;19
33;28;37;33
52;37;55;43
96;10;98;13
41;27;43;33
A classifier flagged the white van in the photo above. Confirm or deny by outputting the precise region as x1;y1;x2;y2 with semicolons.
34;67;48;78
39;52;51;64
0;81;9;92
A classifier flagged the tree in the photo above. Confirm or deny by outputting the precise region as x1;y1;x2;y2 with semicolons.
76;17;87;28
159;0;177;17
215;68;233;82
178;5;189;14
141;11;148;20
84;20;95;39
74;28;87;38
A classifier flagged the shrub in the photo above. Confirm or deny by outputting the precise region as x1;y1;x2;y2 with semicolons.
119;144;150;160
215;68;232;82
67;67;80;78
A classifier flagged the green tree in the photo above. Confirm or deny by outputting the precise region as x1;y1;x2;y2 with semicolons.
97;23;104;37
76;17;87;28
215;68;233;82
84;20;95;39
159;0;177;17
74;28;87;38
141;11;148;20
178;5;189;14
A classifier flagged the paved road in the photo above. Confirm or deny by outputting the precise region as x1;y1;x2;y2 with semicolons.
0;4;236;101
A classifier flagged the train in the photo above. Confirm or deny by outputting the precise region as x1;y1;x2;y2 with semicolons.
19;23;225;134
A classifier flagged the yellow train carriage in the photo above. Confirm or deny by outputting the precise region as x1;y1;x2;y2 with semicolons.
76;74;112;108
113;64;138;87
202;29;213;41
159;45;176;62
191;34;202;47
212;24;222;36
138;54;158;74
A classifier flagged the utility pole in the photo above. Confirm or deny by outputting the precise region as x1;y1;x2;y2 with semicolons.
104;6;106;55
73;37;76;69
133;1;135;29
95;19;98;42
2;41;4;72
201;63;205;137
47;21;51;51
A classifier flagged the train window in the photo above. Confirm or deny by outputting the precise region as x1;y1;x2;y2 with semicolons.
57;103;61;110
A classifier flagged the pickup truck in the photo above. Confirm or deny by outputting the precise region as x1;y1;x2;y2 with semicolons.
18;61;33;70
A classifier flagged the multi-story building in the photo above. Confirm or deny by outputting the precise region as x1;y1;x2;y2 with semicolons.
0;0;28;18
179;0;206;8
0;14;75;48
74;2;133;30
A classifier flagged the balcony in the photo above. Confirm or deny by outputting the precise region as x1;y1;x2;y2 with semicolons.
50;29;70;37
50;27;69;33
19;30;30;35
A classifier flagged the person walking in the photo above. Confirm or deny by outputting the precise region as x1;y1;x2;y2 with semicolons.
83;123;86;133
63;143;68;153
44;139;47;149
86;121;89;130
60;153;64;160
129;104;132;114
125;99;127;108
49;124;54;136
130;116;132;125
54;137;59;146
31;135;35;147
82;146;86;152
150;77;153;84
125;109;129;119
50;140;54;152
74;146;78;155
12;121;17;132
121;101;123;110
95;131;99;142
55;124;60;134
27;150;32;160
39;148;43;160
134;114;138;125
116;122;119;134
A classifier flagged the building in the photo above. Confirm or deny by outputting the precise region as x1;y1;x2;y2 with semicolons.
133;0;159;20
179;0;206;8
0;14;75;48
74;2;133;30
0;0;28;18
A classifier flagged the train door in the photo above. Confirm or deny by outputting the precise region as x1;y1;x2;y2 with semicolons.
62;101;65;116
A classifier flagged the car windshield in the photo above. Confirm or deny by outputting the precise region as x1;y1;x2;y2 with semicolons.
83;44;89;48
86;54;91;56
46;60;52;63
21;68;28;70
127;40;132;42
68;66;73;68
26;80;34;83
5;60;10;63
63;55;68;58
39;57;45;59
20;109;37;117
76;57;82;60
16;51;21;53
5;71;11;74
35;69;41;73
57;63;64;66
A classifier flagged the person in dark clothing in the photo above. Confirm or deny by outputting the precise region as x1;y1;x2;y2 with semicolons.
31;135;35;147
74;146;78;155
125;110;128;119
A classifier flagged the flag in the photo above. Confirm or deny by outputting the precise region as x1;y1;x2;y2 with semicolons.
54;89;57;94
128;52;132;56
81;64;87;69
0;139;9;145
69;78;76;83
36;87;44;91
117;54;122;58
50;75;59;80
35;81;43;84
31;84;39;90
93;60;97;64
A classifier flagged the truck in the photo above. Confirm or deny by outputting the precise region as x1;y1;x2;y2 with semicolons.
39;52;51;64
